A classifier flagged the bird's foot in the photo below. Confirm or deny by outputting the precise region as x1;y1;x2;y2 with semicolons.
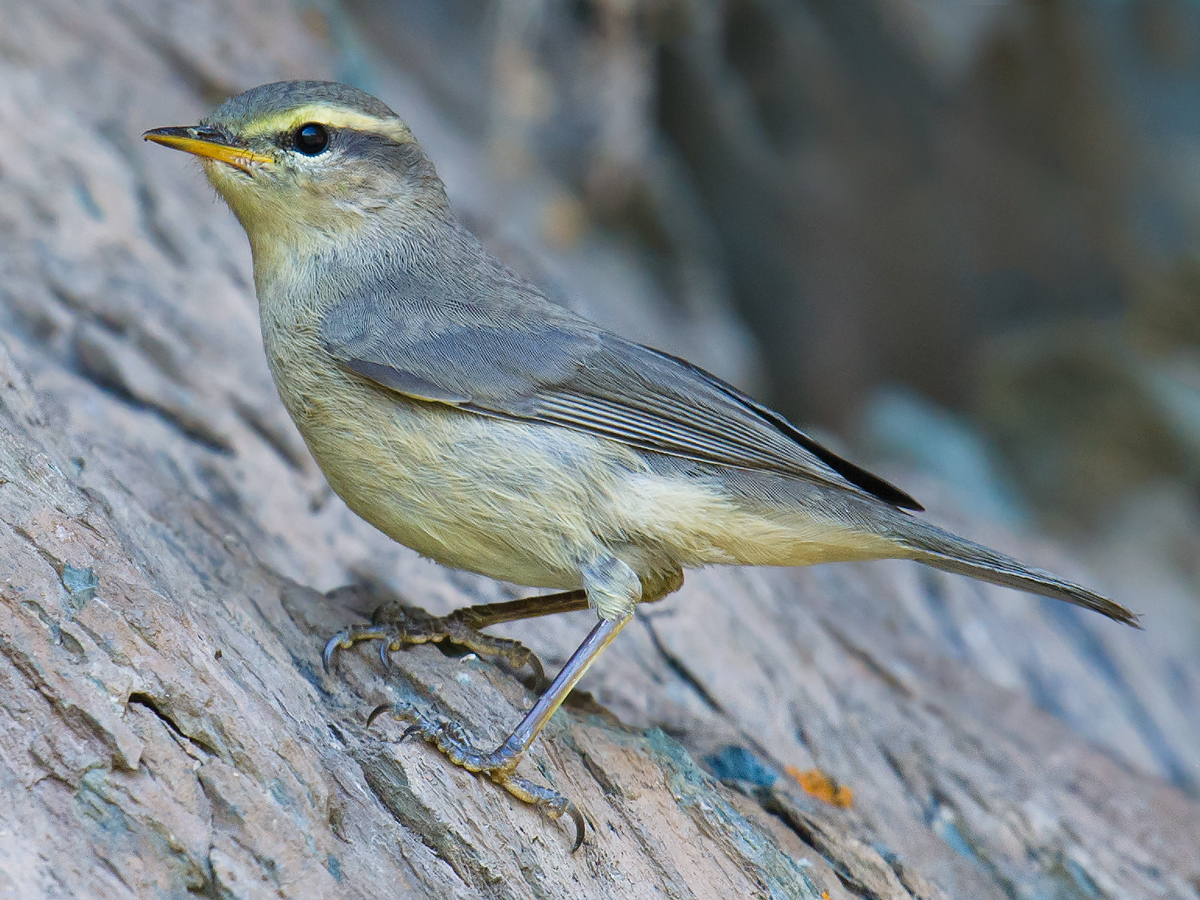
322;598;546;688
368;701;585;851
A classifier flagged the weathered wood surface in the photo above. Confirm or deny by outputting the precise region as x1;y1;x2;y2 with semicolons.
1;1;1198;898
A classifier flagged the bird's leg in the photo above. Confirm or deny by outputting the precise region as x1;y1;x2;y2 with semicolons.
368;560;680;850
369;612;633;851
323;589;590;689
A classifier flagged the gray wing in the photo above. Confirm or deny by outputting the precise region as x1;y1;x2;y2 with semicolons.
322;290;922;510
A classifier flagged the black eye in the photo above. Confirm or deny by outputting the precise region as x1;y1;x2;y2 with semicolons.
293;123;329;155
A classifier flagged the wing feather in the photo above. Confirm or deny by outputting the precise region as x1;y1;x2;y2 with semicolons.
322;286;922;510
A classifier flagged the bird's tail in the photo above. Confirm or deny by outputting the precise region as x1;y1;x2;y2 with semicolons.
890;516;1140;627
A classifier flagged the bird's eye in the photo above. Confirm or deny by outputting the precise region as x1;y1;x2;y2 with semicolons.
293;123;330;155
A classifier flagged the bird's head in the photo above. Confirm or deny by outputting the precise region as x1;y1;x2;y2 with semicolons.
144;81;448;249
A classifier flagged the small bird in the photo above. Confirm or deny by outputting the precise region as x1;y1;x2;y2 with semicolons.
145;81;1137;849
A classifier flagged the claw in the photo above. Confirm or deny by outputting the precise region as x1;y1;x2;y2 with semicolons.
379;639;393;669
322;631;351;673
525;654;547;692
366;703;391;729
568;804;585;853
366;703;425;744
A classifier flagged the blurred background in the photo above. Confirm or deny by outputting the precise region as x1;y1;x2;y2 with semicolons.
303;0;1200;616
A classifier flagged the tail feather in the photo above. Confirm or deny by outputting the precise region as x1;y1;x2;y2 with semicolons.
894;520;1140;628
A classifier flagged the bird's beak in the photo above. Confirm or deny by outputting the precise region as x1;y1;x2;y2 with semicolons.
143;125;274;173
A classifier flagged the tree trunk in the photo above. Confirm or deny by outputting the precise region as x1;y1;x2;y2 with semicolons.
1;1;1197;898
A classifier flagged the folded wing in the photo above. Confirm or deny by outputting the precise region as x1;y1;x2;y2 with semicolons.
322;288;922;511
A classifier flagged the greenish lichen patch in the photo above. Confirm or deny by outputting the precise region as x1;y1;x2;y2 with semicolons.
61;563;98;610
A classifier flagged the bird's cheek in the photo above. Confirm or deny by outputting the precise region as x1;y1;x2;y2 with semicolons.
208;177;282;239
202;159;255;201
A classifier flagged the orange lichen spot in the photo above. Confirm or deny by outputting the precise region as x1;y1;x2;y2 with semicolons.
785;765;853;808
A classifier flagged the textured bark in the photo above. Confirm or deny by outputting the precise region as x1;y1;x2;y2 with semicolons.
1;1;1198;899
